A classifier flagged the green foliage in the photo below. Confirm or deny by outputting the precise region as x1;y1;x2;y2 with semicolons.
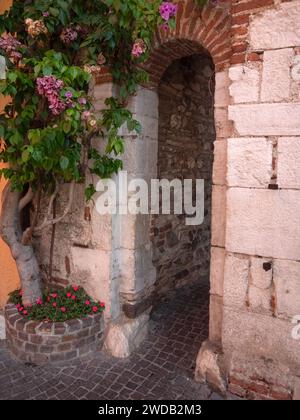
9;285;105;322
0;0;165;198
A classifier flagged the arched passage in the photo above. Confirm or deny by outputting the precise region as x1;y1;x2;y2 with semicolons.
152;53;215;299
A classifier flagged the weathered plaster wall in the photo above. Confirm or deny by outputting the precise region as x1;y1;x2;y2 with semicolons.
152;54;215;299
0;0;20;310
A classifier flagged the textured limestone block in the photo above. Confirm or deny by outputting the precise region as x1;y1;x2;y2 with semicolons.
128;86;159;119
229;103;300;136
248;286;272;314
0;313;5;339
209;295;223;343
210;247;225;297
211;185;226;248
195;340;227;395
104;313;149;358
93;82;114;110
261;49;294;102
212;140;227;186
294;377;300;400
223;253;249;309
250;257;273;290
249;1;300;50
215;70;230;107
229;65;260;104
277;137;300;189
227;137;273;188
214;107;233;139
223;308;300;367
273;259;300;319
226;188;300;260
70;247;112;318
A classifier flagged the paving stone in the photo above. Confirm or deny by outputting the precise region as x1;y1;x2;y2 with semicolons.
0;282;235;400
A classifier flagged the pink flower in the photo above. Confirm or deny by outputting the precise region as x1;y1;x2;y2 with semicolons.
16;303;21;309
82;111;91;121
71;295;76;300
131;39;146;58
60;27;78;45
23;310;28;315
73;286;79;292
51;293;58;299
52;302;57;308
19;290;23;296
78;97;87;106
159;2;178;21
66;292;72;298
61;307;66;313
100;302;105;308
47;296;51;302
92;306;98;313
19;306;24;312
85;300;90;306
36;298;43;305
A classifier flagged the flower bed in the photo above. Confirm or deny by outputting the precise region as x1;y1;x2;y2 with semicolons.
5;286;105;364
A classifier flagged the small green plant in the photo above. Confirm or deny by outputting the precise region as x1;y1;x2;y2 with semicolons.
9;285;105;322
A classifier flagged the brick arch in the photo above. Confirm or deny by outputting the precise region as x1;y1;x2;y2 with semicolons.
143;0;232;88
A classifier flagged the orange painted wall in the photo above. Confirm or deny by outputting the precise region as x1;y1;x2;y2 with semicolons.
0;0;20;308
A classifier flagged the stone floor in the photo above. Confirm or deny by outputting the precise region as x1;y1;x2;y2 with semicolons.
0;281;231;400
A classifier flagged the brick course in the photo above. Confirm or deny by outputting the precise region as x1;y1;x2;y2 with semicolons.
4;304;104;365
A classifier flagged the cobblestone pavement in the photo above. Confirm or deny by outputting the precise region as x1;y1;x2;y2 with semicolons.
0;281;230;400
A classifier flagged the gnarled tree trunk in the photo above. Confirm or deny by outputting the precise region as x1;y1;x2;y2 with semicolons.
0;182;42;306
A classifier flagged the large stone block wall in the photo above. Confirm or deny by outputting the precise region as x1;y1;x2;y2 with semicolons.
224;0;300;399
152;54;215;299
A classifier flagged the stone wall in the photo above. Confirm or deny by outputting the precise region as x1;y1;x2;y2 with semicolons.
224;0;300;400
152;54;215;299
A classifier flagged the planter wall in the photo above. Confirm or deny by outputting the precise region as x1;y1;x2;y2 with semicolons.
4;304;104;364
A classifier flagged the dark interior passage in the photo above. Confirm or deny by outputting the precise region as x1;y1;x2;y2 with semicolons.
152;54;215;300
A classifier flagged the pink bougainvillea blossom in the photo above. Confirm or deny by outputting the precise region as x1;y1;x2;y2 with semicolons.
36;76;66;116
85;300;90;306
131;39;147;58
36;298;43;305
60;307;66;313
159;2;178;21
60;27;78;45
0;34;23;64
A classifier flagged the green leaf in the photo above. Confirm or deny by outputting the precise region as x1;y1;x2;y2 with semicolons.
60;156;69;170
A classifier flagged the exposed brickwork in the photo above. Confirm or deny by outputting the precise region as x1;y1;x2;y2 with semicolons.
4;304;104;365
228;374;292;400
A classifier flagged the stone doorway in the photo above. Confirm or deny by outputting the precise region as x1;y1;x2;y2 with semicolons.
152;54;215;302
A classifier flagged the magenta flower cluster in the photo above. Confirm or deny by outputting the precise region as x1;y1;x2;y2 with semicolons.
0;34;23;64
36;75;66;116
60;27;78;45
159;2;178;21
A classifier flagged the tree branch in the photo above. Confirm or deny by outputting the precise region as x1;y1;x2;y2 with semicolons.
34;181;75;233
18;187;34;213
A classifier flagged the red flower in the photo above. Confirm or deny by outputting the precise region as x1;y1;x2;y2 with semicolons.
66;292;72;298
51;293;58;299
36;298;43;305
85;300;90;305
100;302;105;308
71;295;76;300
73;285;79;292
16;303;20;309
52;302;57;308
61;307;66;313
19;306;24;312
47;296;51;302
19;290;23;296
23;310;28;315
92;306;98;313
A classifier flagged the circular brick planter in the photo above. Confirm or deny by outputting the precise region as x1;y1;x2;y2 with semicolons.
4;304;104;364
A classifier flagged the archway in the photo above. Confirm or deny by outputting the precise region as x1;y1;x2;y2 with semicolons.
152;53;215;302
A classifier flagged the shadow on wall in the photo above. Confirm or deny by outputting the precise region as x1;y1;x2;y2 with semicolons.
0;0;20;308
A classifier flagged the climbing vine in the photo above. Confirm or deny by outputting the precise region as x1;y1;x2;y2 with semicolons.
0;0;211;305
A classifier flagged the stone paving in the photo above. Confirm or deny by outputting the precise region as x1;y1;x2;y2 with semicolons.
0;281;230;400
